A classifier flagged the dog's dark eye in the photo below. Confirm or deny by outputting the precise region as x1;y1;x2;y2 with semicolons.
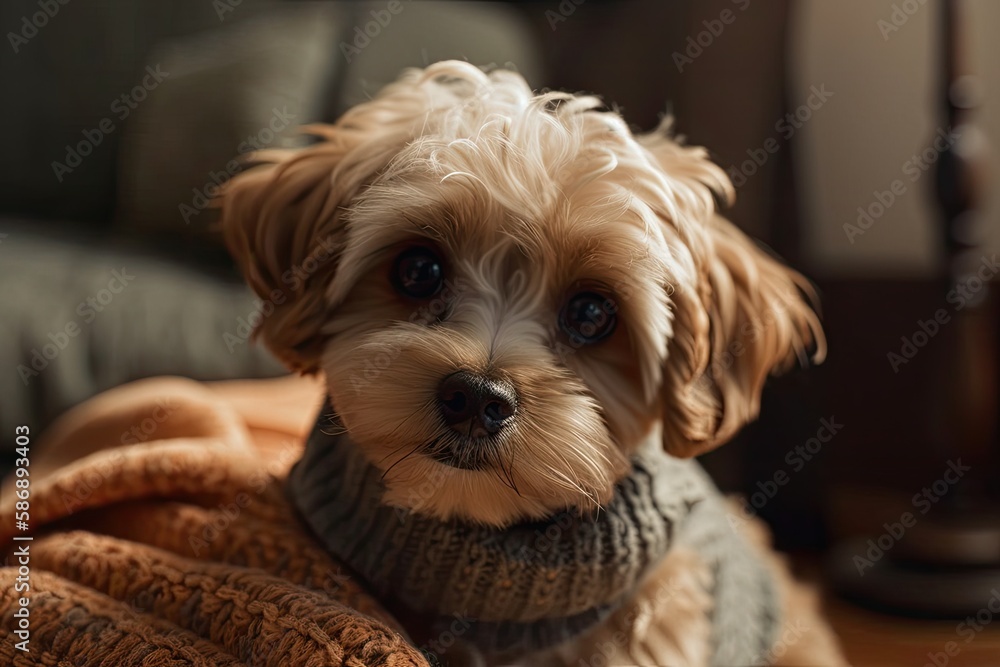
559;291;617;344
392;247;444;299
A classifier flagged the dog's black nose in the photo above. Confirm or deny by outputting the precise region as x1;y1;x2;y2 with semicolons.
437;371;516;438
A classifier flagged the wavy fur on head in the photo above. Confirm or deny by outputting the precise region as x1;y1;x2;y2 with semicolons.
219;60;824;526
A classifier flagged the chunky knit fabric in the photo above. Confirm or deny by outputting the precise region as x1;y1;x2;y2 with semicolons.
289;406;782;665
0;376;428;667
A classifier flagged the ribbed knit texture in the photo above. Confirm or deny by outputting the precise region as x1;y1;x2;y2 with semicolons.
289;406;781;665
0;376;427;667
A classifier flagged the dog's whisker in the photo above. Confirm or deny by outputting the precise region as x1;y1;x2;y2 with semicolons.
380;441;425;482
499;443;520;495
319;409;348;437
375;404;434;467
385;400;435;441
492;465;516;493
377;440;417;468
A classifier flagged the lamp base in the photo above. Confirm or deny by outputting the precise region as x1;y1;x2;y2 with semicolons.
828;508;1000;617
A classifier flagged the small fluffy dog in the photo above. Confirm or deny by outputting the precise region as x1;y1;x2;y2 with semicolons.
220;61;846;666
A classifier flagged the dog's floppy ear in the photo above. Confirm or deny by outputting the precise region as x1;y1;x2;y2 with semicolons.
219;62;496;372
218;62;508;372
640;125;826;458
217;128;389;373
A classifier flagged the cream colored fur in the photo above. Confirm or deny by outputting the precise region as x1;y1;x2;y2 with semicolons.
219;60;843;665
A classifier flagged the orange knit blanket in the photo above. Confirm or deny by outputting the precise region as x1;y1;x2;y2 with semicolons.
0;375;428;667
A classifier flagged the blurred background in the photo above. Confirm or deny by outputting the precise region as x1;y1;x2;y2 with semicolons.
1;0;999;663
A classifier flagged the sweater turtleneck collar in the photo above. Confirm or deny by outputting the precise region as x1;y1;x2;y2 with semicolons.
286;404;710;659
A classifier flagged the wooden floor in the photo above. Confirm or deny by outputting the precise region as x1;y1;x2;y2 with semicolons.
818;584;1000;666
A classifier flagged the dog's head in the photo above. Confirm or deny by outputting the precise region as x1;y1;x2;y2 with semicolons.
221;61;824;526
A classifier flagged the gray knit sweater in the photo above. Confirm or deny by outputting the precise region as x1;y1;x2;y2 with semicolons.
288;405;779;666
